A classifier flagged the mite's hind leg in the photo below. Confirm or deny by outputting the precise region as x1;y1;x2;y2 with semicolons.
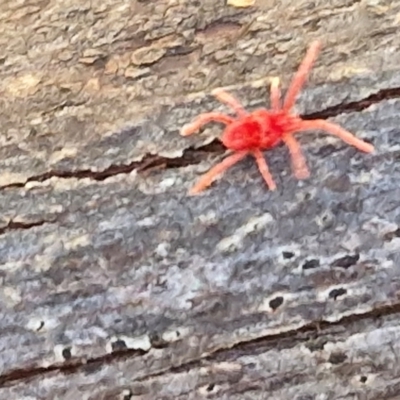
252;149;277;191
282;134;310;179
297;120;374;153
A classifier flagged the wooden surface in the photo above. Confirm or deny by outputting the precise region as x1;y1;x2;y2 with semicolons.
1;0;400;398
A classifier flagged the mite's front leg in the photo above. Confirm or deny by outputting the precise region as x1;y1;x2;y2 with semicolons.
180;112;234;137
189;151;248;195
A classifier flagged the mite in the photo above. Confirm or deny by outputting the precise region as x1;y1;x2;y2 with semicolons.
180;40;374;195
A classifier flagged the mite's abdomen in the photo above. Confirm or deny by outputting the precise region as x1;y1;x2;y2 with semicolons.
221;119;262;151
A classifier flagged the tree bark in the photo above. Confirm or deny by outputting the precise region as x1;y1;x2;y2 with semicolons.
1;0;400;398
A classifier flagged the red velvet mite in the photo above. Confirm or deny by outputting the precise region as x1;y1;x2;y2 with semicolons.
180;40;374;195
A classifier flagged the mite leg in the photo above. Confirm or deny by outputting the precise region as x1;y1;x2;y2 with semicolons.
211;88;248;117
270;77;282;111
252;149;277;191
180;112;234;136
188;151;248;195
282;134;310;179
297;120;374;153
283;40;322;112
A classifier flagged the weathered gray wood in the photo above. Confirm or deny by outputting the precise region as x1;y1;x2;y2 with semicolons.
4;312;400;399
0;0;399;184
1;0;400;398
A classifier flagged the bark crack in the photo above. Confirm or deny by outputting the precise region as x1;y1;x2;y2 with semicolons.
2;87;400;190
0;219;57;235
1;300;400;388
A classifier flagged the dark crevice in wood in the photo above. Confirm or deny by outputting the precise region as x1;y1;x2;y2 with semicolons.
165;46;198;57
1;86;399;191
147;300;400;380
0;219;56;235
302;259;320;270
2;300;400;388
331;254;360;269
328;288;347;300
303;87;400;120
0;349;146;388
383;227;400;241
328;352;348;364
269;296;284;311
0;141;224;190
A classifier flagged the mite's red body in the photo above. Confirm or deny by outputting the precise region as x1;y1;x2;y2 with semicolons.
181;40;374;195
221;110;300;151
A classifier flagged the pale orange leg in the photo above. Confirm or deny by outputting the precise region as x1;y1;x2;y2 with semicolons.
270;77;281;111
188;151;248;195
211;88;248;117
283;40;322;112
252;149;277;191
282;134;310;179
180;112;234;136
297;119;374;153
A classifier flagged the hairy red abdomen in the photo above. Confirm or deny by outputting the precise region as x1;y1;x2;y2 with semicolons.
221;109;297;151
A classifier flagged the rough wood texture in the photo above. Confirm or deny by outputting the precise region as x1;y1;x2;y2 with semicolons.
1;0;400;398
